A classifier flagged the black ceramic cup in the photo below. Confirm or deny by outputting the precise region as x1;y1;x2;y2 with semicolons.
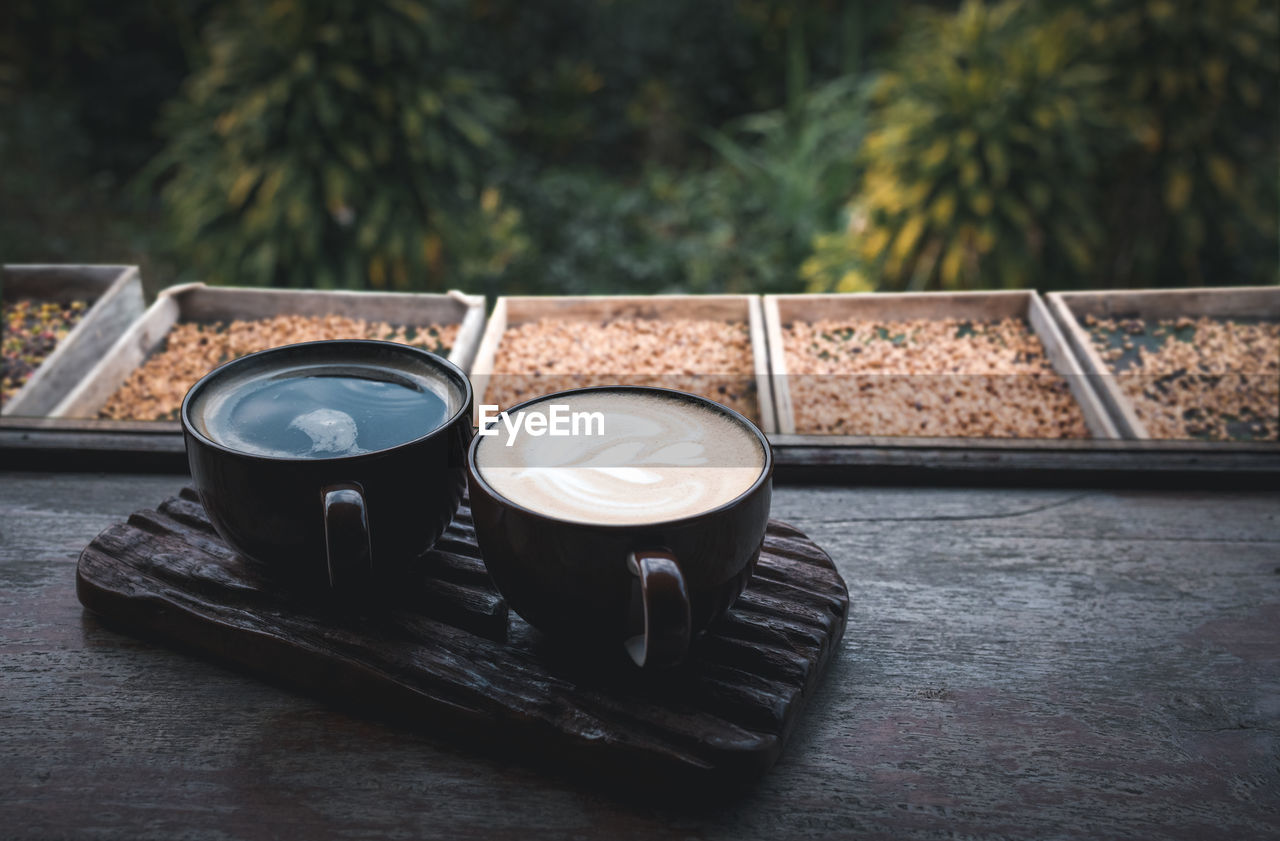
181;340;473;592
466;386;773;668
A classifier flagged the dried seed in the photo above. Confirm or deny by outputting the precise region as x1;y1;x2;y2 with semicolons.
100;315;459;421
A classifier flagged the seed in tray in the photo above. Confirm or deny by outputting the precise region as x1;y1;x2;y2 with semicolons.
99;315;460;421
1087;315;1279;441
2;299;89;405
487;318;759;421
782;317;1089;438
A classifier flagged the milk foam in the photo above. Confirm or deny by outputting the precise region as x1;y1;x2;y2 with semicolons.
287;407;363;456
476;391;765;525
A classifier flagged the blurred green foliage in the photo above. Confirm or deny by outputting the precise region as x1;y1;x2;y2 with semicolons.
1088;0;1279;286
148;0;512;290
3;0;1276;292
0;0;211;172
499;76;866;297
0;96;134;264
805;2;1115;292
465;1;891;169
0;0;213;270
806;0;1278;292
2;0;903;292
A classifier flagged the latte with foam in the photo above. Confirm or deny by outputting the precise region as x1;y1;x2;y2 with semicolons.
475;390;766;525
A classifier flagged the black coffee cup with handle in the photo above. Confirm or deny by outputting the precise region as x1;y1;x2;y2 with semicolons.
467;386;773;668
181;339;473;592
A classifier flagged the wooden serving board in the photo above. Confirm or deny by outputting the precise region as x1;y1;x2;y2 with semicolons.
76;488;848;785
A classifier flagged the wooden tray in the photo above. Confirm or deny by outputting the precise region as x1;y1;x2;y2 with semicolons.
75;488;848;785
469;294;778;432
763;291;1120;439
1046;287;1280;440
2;264;145;417
51;283;487;419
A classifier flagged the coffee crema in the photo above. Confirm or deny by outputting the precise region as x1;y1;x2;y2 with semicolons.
194;362;453;459
475;391;765;525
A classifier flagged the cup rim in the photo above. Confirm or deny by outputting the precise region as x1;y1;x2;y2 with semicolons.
466;384;773;530
180;338;473;462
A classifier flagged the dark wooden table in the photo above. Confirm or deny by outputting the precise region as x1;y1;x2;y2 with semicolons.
2;470;1277;840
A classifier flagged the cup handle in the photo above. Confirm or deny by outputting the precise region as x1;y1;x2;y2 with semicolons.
323;483;372;589
625;550;691;669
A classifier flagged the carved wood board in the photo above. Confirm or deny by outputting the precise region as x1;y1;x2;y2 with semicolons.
76;488;848;785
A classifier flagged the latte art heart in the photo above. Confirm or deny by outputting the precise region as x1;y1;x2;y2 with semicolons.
475;391;765;525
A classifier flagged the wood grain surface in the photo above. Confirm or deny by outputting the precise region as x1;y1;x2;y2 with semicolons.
73;488;847;785
2;472;1278;840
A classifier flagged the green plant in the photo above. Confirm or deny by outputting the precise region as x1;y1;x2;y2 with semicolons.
1089;0;1279;285
698;74;868;293
467;0;890;171
150;0;512;290
804;1;1115;293
497;76;865;297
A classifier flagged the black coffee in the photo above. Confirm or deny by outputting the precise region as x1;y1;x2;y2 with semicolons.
198;364;451;458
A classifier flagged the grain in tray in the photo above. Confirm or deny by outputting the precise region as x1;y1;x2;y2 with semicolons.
100;315;459;421
783;317;1088;437
486;317;759;421
2;299;89;404
1085;314;1279;441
